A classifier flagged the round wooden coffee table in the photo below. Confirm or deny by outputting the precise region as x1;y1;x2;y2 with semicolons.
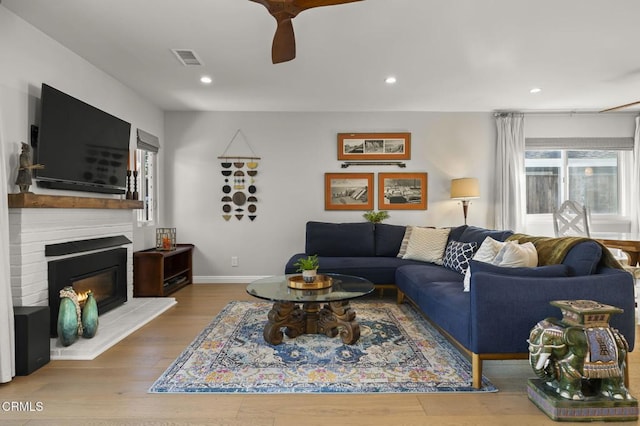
246;273;374;345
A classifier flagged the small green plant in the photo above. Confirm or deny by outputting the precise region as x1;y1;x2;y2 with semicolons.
293;254;319;271
363;210;390;223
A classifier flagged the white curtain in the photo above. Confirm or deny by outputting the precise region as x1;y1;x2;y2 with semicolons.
631;116;640;234
0;125;16;383
494;113;526;232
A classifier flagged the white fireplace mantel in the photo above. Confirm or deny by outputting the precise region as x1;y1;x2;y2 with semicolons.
8;194;175;360
8;194;142;307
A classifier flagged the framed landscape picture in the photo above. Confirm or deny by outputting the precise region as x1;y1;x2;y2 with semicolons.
337;132;411;160
378;172;427;210
325;173;374;210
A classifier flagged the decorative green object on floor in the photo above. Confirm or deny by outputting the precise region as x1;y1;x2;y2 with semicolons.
81;291;99;338
527;299;637;422
57;287;79;347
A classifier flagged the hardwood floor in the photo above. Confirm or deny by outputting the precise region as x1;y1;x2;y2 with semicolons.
2;283;639;425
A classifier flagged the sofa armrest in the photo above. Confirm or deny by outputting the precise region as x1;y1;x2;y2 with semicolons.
469;268;635;354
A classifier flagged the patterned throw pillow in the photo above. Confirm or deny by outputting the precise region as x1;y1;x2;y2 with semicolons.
396;226;436;258
443;240;478;274
402;227;451;265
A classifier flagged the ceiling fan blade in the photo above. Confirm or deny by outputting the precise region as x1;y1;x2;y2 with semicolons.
295;0;363;11
250;0;364;63
272;18;296;64
599;100;640;113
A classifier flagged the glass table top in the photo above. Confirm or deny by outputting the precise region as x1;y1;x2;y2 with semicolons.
246;273;375;303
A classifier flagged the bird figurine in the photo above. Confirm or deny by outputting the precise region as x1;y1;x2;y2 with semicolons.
15;142;44;193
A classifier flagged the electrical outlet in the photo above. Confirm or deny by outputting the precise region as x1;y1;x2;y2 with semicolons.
231;256;239;267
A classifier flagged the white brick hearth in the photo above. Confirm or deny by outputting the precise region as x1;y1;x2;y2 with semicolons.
9;208;135;306
9;203;175;359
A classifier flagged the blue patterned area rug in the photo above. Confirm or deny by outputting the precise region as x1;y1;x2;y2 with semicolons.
149;301;497;393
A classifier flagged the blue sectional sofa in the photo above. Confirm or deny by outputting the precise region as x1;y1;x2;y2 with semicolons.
285;221;636;388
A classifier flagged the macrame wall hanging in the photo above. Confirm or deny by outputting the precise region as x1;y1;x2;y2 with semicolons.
218;129;260;222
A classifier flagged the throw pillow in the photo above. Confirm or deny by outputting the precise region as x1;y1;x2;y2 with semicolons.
493;241;538;268
442;240;478;274
462;239;538;291
473;236;506;263
402;227;451;264
462;236;508;290
396;226;435;258
396;226;414;258
463;260;570;292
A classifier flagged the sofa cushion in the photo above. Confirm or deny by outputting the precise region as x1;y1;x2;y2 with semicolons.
442;240;477;274
561;240;602;276
459;226;513;246
374;223;406;257
414;281;471;348
305;221;375;257
395;264;465;303
402;227;451;264
447;225;468;244
464;259;570;292
286;254;426;284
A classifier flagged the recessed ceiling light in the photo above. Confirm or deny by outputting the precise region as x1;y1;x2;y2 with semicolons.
530;87;542;94
385;76;397;84
200;76;213;84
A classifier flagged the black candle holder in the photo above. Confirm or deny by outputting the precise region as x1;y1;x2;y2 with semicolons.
126;170;133;199
132;170;139;200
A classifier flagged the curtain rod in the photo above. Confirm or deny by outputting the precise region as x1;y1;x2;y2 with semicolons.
512;110;639;117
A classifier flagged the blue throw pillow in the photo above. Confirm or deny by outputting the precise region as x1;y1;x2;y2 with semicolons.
442;240;477;274
466;259;570;291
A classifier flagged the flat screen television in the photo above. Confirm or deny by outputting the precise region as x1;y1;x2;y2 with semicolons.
34;83;131;194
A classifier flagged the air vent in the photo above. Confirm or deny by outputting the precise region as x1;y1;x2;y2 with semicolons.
171;49;204;66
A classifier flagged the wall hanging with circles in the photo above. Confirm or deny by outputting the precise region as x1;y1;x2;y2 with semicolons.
218;129;260;222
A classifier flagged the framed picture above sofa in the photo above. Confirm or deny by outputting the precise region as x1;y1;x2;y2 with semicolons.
337;132;411;160
378;172;427;210
325;173;374;210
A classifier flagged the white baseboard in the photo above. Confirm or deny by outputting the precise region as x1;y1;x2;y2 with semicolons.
193;275;269;284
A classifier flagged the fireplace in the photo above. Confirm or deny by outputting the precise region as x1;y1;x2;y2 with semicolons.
47;247;128;336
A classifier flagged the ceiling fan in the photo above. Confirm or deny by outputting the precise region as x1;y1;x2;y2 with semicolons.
600;100;640;113
249;0;363;64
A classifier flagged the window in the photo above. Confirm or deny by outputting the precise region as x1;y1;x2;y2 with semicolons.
525;137;633;217
135;129;160;225
136;149;156;223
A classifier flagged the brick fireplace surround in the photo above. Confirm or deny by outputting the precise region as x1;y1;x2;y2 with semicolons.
8;193;175;360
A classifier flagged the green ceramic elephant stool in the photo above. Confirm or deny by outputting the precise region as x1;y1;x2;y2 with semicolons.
527;300;632;401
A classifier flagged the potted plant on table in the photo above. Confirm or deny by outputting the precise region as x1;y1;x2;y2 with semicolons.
293;254;319;283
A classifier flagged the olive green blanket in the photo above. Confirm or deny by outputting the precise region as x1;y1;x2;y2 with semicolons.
506;233;622;269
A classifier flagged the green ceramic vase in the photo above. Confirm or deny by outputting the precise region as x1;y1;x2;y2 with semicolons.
57;296;78;346
81;291;99;338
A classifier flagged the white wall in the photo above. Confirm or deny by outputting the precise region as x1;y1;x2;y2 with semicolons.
0;7;164;251
164;111;496;279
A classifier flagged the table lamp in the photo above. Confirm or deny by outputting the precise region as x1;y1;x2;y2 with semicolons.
450;178;480;225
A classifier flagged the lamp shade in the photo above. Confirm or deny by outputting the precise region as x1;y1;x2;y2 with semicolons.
450;178;480;199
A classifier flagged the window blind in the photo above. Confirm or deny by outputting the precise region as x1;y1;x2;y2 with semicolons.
525;137;633;151
136;129;160;153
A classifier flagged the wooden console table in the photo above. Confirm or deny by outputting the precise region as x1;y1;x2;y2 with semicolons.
134;244;194;296
592;233;640;267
